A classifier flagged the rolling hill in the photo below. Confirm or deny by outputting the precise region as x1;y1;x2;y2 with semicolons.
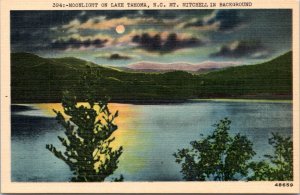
11;51;292;103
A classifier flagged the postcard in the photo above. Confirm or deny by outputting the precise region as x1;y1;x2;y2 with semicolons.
1;0;299;193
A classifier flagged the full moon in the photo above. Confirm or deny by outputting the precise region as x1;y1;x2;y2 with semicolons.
116;25;125;34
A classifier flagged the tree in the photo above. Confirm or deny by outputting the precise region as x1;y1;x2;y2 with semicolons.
46;90;123;182
249;133;293;181
173;118;256;181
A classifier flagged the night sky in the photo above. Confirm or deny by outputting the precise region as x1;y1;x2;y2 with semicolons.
11;9;292;68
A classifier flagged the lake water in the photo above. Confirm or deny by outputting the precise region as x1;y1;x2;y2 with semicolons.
11;100;292;181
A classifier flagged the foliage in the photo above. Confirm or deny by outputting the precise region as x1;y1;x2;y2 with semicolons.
46;90;123;182
249;133;293;181
173;118;256;181
12;51;292;103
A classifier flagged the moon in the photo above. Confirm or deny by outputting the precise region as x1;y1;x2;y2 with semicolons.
116;25;125;34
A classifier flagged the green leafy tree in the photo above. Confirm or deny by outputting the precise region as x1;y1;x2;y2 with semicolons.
46;90;123;182
249;133;293;181
174;118;256;181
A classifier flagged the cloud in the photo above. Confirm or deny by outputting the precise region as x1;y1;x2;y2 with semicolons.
109;53;131;60
59;11;182;35
96;53;132;60
210;40;270;58
50;37;108;50
132;32;203;53
11;28;53;52
11;11;106;52
63;16;157;32
11;11;81;29
11;10;291;60
184;10;244;32
82;10;205;20
56;10;181;33
77;10;142;21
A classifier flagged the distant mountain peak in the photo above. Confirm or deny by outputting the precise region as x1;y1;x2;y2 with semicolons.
127;61;241;73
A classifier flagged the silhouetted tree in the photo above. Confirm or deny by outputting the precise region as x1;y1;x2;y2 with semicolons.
174;118;256;181
249;133;293;181
46;72;123;182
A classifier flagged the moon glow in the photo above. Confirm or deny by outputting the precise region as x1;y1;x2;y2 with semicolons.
116;25;125;34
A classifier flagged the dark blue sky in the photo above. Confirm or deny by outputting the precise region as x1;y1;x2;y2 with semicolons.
11;9;292;67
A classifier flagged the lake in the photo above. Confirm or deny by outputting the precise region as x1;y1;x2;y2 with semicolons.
11;100;292;181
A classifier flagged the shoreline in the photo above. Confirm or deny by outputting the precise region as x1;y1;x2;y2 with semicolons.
11;97;292;105
187;99;292;103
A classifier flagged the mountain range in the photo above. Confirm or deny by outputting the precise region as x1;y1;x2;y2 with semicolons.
123;61;240;73
11;51;292;103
